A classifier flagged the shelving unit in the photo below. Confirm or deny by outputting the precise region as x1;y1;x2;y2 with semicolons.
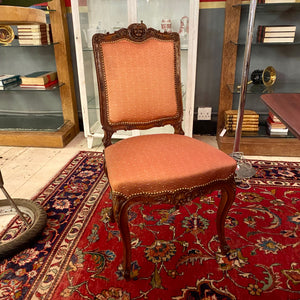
71;0;199;148
0;0;79;147
217;0;300;156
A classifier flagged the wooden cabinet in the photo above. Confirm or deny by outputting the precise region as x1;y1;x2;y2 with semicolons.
217;0;300;156
0;0;79;147
71;0;199;148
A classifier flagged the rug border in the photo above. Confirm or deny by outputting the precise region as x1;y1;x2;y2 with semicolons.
31;150;103;201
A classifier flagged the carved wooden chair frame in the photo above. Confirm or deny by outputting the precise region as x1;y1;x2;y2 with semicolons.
92;22;184;147
92;23;236;280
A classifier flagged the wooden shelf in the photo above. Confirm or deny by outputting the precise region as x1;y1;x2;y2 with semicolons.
217;135;300;157
0;6;46;25
0;121;77;148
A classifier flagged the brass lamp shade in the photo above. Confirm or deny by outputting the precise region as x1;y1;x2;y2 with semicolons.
262;66;276;86
250;66;276;86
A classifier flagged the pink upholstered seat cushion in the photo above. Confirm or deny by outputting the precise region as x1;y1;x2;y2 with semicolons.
105;134;237;198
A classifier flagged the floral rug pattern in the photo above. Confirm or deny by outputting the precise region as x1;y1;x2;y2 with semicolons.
0;153;299;300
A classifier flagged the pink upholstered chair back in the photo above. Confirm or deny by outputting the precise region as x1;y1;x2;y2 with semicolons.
92;23;184;146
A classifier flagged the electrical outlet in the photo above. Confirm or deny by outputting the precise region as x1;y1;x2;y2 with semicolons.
197;107;212;120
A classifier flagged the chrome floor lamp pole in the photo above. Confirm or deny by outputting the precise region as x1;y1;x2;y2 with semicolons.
232;0;257;179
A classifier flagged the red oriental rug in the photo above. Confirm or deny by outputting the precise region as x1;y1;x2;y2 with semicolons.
1;151;300;300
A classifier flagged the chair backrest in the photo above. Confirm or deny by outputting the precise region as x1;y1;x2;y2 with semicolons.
92;22;184;147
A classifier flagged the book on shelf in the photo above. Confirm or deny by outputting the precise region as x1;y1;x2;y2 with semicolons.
18;36;52;45
18;35;49;40
20;78;58;90
267;111;287;128
259;0;296;3
224;109;259;117
225;120;259;126
0;74;21;86
257;25;296;32
267;125;288;136
224;110;259;132
268;127;288;132
257;25;296;43
19;40;50;46
225;110;259;121
30;2;49;9
17;24;49;31
18;37;51;44
259;37;295;43
225;119;259;124
269;111;281;123
267;117;287;129
225;126;259;132
17;24;51;35
0;81;21;90
20;71;57;85
268;131;289;136
266;110;288;136
262;31;296;38
225;118;259;123
18;32;48;38
18;28;49;33
17;24;52;45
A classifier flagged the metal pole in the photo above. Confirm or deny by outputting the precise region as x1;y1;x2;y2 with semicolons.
0;171;29;227
233;0;258;152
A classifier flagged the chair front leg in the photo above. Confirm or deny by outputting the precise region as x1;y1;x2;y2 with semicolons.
109;190;116;223
216;177;236;254
118;202;132;280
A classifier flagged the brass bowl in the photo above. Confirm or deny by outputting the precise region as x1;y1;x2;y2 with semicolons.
0;25;15;45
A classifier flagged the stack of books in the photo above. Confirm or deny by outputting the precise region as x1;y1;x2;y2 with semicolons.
266;111;288;136
20;71;58;89
258;0;295;3
0;74;21;90
17;24;52;46
224;110;260;132
257;25;296;44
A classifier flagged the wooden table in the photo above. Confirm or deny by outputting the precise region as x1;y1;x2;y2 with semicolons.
261;93;300;139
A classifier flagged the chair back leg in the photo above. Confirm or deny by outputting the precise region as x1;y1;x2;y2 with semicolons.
118;202;132;280
216;177;236;254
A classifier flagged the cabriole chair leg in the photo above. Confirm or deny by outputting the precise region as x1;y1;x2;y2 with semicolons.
217;180;236;254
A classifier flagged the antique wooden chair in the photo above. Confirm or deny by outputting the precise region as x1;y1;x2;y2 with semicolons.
92;23;237;280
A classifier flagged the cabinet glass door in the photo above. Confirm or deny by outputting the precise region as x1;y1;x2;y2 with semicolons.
72;0;198;147
136;0;192;135
73;0;139;148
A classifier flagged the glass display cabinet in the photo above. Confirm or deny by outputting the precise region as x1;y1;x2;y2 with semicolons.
71;0;199;148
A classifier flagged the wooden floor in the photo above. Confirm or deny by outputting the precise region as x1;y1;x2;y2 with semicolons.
0;132;103;200
0;132;299;200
